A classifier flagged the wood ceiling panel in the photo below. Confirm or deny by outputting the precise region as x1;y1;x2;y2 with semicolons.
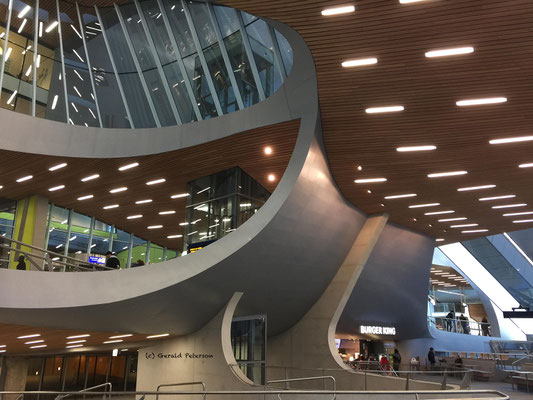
220;0;533;244
0;120;299;250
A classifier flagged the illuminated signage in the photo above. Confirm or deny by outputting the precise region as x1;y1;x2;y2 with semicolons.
360;325;396;336
89;256;106;265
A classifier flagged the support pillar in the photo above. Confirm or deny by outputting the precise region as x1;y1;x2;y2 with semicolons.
0;357;29;400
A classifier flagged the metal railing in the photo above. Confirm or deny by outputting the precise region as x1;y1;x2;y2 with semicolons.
156;382;206;400
0;236;114;272
265;376;336;400
55;383;113;400
428;316;492;336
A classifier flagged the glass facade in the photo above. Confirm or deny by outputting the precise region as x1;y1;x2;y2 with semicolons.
0;198;16;268
185;167;270;250
0;0;293;128
231;315;266;385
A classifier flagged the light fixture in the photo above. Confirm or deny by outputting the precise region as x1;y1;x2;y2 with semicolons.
146;333;170;339
450;223;478;228
103;340;123;344
264;146;273;155
109;187;127;193
492;204;527;209
30;345;47;349
127;215;142;219
457;97;507;107
48;185;65;192
197;187;210;195
513;219;533;224
384;193;416;199
51;95;59;110
179;222;189;226
436;238;445;242
118;162;139;171
519;163;533;168
171;193;189;199
457;185;496;191
396;145;436;152
365;106;404;114
357;165;363;171
321;5;355;16
409;203;440;208
146;178;166;185
425;210;455;215
45;21;58;33
148;225;163;229
479;195;515;201
341;58;377;68
159;211;176;215
135;199;152;204
49;163;67;171
66;340;86;344
109;334;132;339
503;211;533;217
17;334;41;339
428;171;467;178
490;136;533;145
24;340;44;344
438;217;467;222
167;234;183;239
399;0;427;3
17;19;27;33
16;175;33;182
66;344;84;348
103;204;119;209
18;5;31;18
77;195;93;201
354;178;387;183
81;174;99;182
268;174;276;182
425;47;474;58
462;229;488;233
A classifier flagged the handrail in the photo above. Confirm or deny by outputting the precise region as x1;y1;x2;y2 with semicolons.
55;382;112;400
265;376;336;400
156;381;206;400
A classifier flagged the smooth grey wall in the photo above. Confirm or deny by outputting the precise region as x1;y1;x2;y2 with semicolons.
336;223;435;340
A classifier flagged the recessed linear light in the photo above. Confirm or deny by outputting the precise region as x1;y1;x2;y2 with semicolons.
66;344;84;348
18;4;31;18
365;106;404;114
103;340;123;344
514;219;533;224
436;238;445;242
159;211;176;215
519;163;533;168
66;334;90;339
384;193;416;199
103;204;119;209
25;340;44;344
428;171;467;178
450;223;478;228
462;229;489;233
167;234;183;239
171;193;189;199
146;178;166;185
179;222;189;226
110;187;127;193
48;185;65;191
438;217;467;222
457;185;496;191
354;178;387;183
396;145;436;152
425;210;455;215
135;199;152;204
77;195;94;201
81;174;99;182
16;175;33;182
503;211;533;217
118;162;139;171
425;47;474;58
490;136;533;145
321;5;355;16
109;334;132;339
49;163;67;171
342;58;377;68
147;333;170;339
66;340;86;344
479;195;515;201
127;215;142;219
457;97;507;107
409;203;440;208
492;203;527;209
148;225;163;229
17;334;41;339
399;0;427;3
30;344;47;349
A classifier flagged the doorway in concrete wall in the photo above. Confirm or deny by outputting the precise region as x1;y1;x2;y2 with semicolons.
231;315;266;385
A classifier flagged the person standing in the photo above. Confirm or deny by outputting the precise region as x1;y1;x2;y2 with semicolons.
481;317;491;336
428;347;436;369
445;310;455;332
459;314;469;334
16;255;26;270
105;251;120;269
392;349;401;372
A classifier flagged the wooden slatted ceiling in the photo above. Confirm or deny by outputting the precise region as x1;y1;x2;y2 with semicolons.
220;0;533;244
0;322;171;354
0;120;299;250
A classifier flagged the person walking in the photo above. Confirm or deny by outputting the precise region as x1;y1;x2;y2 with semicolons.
105;251;120;269
392;349;401;372
16;255;26;270
428;347;436;369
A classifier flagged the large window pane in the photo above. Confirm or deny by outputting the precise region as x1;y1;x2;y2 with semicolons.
275;30;293;76
67;211;91;258
47;205;69;260
41;356;63;390
188;3;216;49
213;6;239;38
90;218;112;258
164;0;196;57
112;227;130;268
183;52;217;118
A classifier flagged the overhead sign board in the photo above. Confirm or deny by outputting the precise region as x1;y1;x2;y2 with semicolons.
360;325;396;336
